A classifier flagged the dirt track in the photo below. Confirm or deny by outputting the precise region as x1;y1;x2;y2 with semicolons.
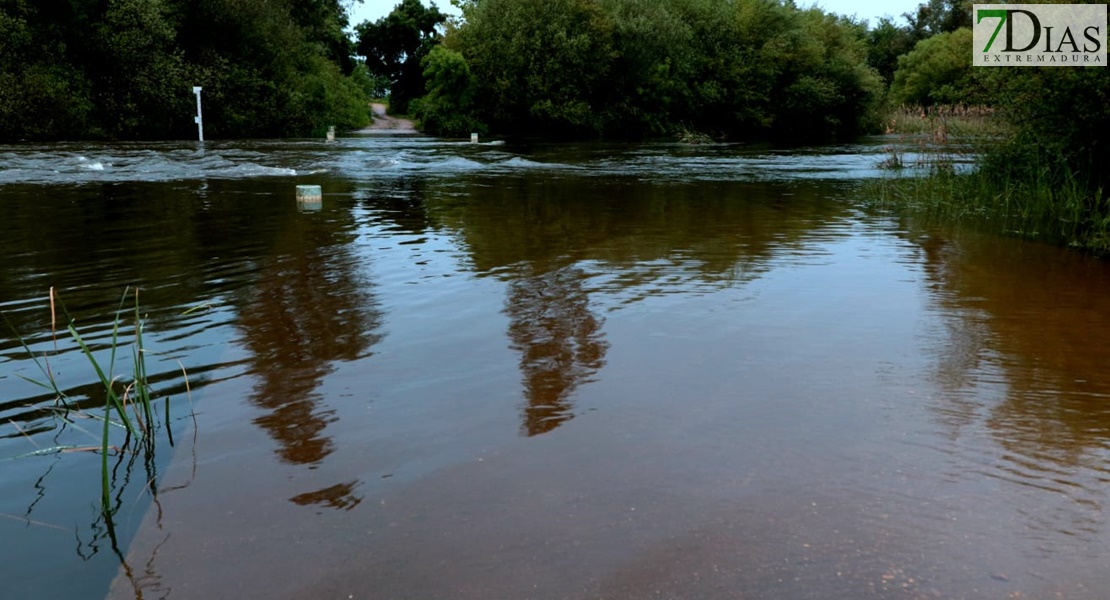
362;102;417;132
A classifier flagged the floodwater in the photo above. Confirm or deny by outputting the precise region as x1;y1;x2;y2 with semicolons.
1;134;1109;600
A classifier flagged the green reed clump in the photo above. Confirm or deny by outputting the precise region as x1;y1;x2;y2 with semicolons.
676;128;716;145
8;287;188;523
868;143;1110;254
875;106;1105;251
882;104;1009;137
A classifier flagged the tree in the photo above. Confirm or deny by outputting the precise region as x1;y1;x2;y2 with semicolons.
866;16;916;85
413;45;483;136
979;66;1110;191
890;28;974;107
905;0;971;41
0;0;370;140
594;0;695;135
94;0;191;138
0;0;100;139
355;0;447;113
451;0;616;135
422;0;880;139
768;9;882;138
290;0;358;75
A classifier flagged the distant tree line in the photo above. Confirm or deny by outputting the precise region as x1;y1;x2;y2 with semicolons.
0;0;372;140
388;0;885;140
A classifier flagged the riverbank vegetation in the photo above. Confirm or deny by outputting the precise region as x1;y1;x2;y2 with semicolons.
873;149;1110;252
864;0;1109;253
0;0;372;139
374;0;1106;251
882;105;1004;137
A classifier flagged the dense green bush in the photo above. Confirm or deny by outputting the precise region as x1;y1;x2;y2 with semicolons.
0;0;370;140
890;28;974;106
421;0;881;140
450;0;617;136
983;66;1110;191
412;46;485;137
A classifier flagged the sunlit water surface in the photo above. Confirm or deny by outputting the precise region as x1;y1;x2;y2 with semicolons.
2;135;1109;600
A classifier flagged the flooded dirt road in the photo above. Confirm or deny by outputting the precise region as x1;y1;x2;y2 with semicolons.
1;136;1107;599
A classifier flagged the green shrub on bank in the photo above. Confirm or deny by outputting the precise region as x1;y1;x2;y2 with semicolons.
420;0;882;140
890;28;976;106
0;0;369;140
876;18;1109;255
412;46;485;137
984;67;1110;193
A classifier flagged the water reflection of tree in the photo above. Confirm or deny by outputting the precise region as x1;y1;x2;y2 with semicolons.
505;266;608;436
0;179;387;578
355;177;437;235
289;480;363;511
916;230;1110;450
234;202;382;509
910;227;1110;538
427;175;854;435
357;178;615;435
430;177;852;289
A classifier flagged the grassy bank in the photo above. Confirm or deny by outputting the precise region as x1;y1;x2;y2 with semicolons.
869;148;1110;254
868;103;1110;255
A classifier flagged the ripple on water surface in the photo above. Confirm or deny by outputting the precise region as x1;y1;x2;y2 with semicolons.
1;134;970;185
2;137;1108;600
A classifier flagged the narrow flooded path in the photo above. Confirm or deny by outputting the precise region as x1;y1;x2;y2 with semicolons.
361;103;417;132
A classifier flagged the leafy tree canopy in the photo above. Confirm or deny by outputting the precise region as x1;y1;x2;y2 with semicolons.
355;0;447;113
0;0;371;140
904;0;971;41
422;0;881;140
890;28;974;106
866;17;917;85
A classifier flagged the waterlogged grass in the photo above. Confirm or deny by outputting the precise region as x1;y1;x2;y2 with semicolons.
5;287;192;532
869;157;1110;254
869;104;1110;254
875;105;988;175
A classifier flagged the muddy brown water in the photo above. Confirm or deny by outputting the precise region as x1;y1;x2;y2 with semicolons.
2;136;1109;599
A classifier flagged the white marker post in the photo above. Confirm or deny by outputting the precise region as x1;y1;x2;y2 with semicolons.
192;86;204;142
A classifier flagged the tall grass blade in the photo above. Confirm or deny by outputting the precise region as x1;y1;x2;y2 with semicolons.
101;396;112;513
165;396;174;448
133;289;155;435
49;286;57;350
66;321;135;436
